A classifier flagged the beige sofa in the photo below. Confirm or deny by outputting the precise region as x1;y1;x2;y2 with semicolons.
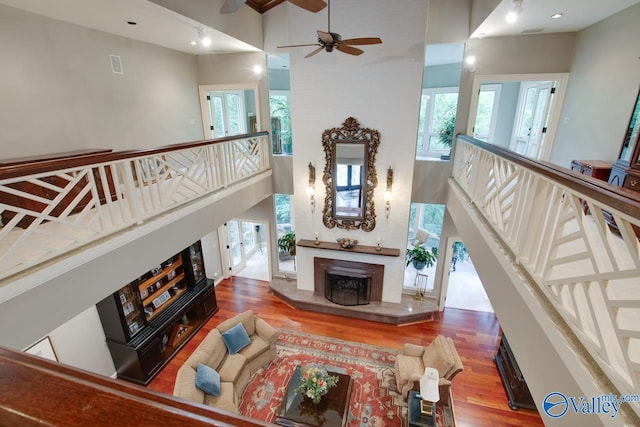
394;335;463;399
173;310;278;413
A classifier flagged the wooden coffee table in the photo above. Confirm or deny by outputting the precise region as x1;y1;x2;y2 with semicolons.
275;366;353;427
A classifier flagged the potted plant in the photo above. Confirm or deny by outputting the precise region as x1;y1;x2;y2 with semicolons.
406;246;438;271
438;114;456;160
277;231;296;261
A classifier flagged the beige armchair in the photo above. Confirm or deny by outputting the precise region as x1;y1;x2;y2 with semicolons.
394;335;463;399
409;228;430;248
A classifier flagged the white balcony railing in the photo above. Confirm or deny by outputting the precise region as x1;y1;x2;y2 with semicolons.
452;135;640;416
0;133;270;282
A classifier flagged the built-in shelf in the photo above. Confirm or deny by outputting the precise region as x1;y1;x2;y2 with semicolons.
297;239;400;257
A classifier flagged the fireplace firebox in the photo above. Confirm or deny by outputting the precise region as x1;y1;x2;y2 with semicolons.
324;268;371;306
314;257;384;306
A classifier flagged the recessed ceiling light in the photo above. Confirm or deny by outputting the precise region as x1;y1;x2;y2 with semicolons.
189;41;197;46
127;21;137;25
551;13;565;19
201;37;212;47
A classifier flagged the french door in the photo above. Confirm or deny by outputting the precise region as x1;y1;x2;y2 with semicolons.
510;81;554;159
473;84;501;143
226;220;246;274
198;84;260;140
205;90;246;138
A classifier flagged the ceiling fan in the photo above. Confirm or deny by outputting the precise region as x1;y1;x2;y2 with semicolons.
277;0;382;58
220;0;327;14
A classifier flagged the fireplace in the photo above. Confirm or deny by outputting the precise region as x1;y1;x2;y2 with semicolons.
324;267;371;306
314;258;384;305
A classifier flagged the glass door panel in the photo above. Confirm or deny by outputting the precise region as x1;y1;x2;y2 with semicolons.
511;81;553;159
227;220;245;273
474;84;501;142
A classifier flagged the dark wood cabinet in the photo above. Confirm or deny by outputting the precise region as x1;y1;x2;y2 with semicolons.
570;160;612;181
97;241;218;385
570;160;612;214
494;334;536;411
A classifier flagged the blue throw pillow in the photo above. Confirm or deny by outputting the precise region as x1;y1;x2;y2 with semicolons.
221;322;251;354
195;363;220;396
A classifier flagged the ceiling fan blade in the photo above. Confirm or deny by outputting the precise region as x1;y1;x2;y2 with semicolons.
317;30;334;43
305;47;325;58
278;43;321;48
220;0;246;14
340;37;383;46
336;44;364;56
288;0;327;13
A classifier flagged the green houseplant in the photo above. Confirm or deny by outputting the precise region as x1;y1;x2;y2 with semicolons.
277;231;296;260
438;114;456;160
406;246;438;271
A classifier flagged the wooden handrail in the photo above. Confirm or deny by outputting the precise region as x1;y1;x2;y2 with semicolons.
0;131;270;180
457;135;640;219
0;346;272;426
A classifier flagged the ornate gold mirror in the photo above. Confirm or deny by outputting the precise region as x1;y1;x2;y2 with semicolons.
322;117;379;231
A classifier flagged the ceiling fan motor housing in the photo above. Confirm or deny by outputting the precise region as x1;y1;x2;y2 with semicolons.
318;32;341;51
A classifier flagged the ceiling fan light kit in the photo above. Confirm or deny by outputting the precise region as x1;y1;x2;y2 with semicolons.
277;0;383;58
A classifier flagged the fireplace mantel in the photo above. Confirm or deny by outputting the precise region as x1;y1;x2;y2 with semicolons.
298;239;400;257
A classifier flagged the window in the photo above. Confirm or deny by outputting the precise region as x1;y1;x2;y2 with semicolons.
275;194;295;272
416;87;459;158
404;203;445;293
269;90;292;155
408;203;445;240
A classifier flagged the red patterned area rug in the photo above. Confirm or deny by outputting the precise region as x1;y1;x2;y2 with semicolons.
239;329;407;426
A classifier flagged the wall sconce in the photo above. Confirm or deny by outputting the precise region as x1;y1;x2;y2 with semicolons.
384;166;393;219
465;55;477;73
253;64;263;80
306;162;316;213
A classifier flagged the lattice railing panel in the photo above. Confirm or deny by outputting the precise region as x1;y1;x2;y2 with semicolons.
0;134;270;280
452;137;640;413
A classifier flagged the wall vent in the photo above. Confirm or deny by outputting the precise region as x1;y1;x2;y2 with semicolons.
520;28;544;34
109;54;124;74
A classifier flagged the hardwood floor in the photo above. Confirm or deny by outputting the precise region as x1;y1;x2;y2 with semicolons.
148;276;544;427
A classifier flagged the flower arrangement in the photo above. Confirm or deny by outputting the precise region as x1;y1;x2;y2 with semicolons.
297;366;339;404
336;237;358;249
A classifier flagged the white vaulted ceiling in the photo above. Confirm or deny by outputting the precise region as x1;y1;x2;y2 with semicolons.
0;0;638;54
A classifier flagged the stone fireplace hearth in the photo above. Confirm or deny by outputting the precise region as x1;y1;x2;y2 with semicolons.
269;252;436;325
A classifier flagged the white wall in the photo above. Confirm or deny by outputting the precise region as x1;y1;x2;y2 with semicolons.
0;4;203;158
197;52;270;134
426;0;471;44
47;306;115;377
455;32;576;140
550;3;640;168
282;0;428;303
